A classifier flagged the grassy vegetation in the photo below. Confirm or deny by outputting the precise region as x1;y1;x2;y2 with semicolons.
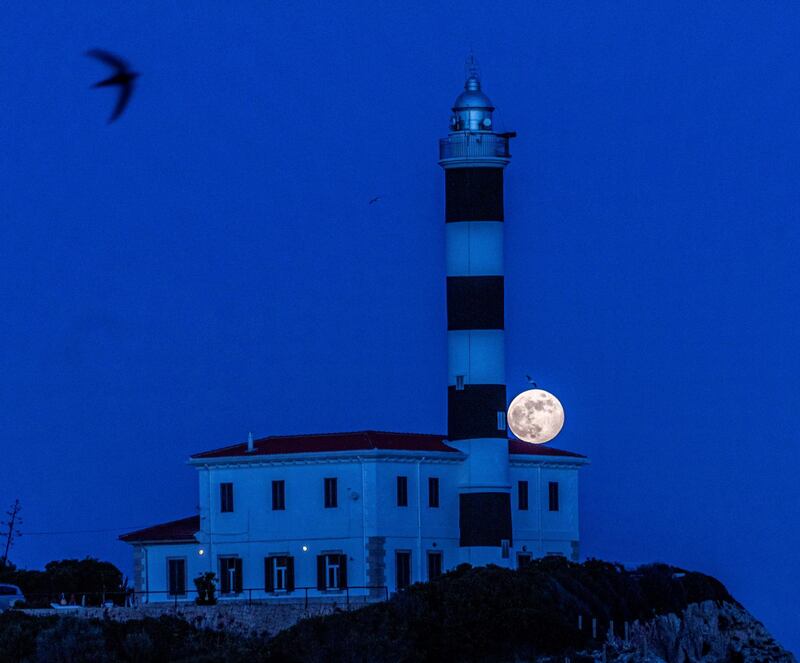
265;558;734;662
0;558;734;662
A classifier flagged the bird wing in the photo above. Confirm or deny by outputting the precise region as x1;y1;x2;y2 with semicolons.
86;49;128;71
108;82;134;123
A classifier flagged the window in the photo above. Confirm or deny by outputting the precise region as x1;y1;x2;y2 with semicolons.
324;478;338;508
397;476;408;507
220;483;234;513
271;480;285;511
167;558;186;597
317;553;347;590
428;477;439;508
497;410;506;430
517;553;532;569
455;374;465;391
265;556;295;592
219;557;243;595
518;480;529;510
427;551;443;580
396;551;411;590
548;481;560;511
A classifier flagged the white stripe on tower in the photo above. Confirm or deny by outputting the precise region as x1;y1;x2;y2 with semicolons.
439;58;516;565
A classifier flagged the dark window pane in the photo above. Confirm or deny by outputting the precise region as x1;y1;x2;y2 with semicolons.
396;552;411;590
548;481;559;511
168;559;186;596
220;483;234;513
428;477;440;508
219;557;242;594
324;478;338;508
397;476;408;507
427;552;443;580
272;480;285;510
518;481;529;510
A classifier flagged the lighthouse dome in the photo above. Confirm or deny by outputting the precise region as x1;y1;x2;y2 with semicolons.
450;69;495;132
453;80;494;111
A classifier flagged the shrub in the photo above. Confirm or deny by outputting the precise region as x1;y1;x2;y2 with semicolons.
35;617;108;662
193;572;217;606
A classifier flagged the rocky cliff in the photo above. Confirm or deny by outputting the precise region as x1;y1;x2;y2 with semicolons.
582;600;795;662
265;559;795;662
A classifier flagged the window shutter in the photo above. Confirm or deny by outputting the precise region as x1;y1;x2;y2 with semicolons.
316;555;326;591
219;559;229;594
338;554;348;589
287;556;295;591
178;560;185;594
265;557;274;592
234;558;243;594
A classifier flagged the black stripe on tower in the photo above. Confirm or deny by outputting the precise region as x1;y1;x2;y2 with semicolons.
447;276;504;330
459;493;512;546
445;168;504;222
448;384;507;441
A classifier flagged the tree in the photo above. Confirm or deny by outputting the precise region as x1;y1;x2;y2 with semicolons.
0;499;22;569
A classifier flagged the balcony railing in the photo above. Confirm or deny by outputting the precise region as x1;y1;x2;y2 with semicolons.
439;132;510;163
17;585;390;610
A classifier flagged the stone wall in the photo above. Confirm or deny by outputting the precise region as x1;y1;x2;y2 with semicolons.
23;600;369;639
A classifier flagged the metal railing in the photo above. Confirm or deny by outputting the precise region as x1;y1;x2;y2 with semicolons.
18;586;389;611
439;132;510;162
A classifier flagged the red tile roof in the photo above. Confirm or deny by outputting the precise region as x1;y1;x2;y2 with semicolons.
507;438;587;458
190;430;585;460
119;515;200;543
191;431;460;459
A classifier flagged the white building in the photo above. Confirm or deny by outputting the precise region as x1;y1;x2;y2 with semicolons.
121;64;588;603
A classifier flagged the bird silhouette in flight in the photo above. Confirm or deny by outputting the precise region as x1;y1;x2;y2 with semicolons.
86;49;139;123
368;195;384;205
525;374;538;388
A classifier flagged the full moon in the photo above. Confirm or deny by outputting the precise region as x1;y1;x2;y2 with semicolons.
507;389;565;444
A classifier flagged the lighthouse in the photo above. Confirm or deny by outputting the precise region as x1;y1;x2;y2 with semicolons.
121;63;587;601
439;59;515;565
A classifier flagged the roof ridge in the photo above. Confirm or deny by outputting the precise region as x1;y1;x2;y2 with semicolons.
258;430;445;441
124;514;198;530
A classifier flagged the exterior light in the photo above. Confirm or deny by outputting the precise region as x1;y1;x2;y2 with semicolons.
198;549;205;556
302;545;308;552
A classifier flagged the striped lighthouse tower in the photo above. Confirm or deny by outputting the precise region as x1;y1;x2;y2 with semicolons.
439;59;515;566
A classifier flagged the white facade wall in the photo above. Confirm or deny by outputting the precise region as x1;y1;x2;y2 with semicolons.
134;542;199;602
135;450;585;602
510;460;581;561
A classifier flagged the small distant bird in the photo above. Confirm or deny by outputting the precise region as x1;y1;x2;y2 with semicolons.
86;49;139;123
525;374;538;388
368;195;384;205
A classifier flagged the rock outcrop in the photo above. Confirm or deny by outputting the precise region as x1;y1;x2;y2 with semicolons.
591;600;796;663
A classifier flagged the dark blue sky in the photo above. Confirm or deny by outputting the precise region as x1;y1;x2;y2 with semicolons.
2;1;798;652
